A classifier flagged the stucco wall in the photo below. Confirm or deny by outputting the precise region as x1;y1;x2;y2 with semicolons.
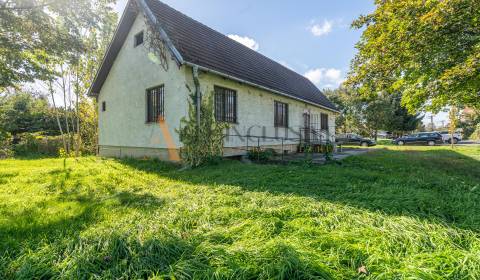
184;67;336;151
98;15;189;152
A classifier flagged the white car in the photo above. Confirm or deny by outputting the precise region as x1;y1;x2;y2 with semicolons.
438;131;462;144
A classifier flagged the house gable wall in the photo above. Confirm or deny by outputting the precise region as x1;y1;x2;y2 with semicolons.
98;14;189;154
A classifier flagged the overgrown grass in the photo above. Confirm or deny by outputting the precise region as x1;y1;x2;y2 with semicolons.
1;146;479;279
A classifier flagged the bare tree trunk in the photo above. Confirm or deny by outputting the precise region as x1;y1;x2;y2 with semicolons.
60;66;71;153
75;71;81;158
48;81;67;153
449;107;458;149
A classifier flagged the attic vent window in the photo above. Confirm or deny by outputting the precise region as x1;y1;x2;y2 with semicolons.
102;101;106;112
134;31;144;47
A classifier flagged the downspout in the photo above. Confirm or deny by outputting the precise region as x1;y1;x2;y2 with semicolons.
192;65;201;126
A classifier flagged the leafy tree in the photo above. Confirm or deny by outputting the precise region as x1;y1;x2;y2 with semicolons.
380;93;424;136
459;108;480;139
0;0;114;88
347;0;480;112
325;88;423;139
0;91;59;137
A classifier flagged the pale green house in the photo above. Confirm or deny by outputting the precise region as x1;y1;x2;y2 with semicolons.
89;0;338;161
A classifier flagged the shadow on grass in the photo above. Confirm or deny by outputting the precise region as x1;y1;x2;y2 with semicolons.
120;148;480;232
0;171;165;254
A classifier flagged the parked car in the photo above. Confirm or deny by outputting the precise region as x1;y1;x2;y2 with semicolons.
393;132;443;146
438;131;462;144
336;133;376;147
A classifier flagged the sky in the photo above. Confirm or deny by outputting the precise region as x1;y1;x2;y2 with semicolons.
114;0;448;125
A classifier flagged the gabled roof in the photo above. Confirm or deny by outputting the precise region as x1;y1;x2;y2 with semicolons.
89;0;338;112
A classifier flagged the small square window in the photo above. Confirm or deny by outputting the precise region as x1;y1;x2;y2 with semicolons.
102;101;106;112
134;31;144;47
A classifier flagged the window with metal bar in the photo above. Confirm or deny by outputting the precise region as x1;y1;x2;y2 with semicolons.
214;86;237;123
146;85;165;123
274;101;288;127
320;113;329;131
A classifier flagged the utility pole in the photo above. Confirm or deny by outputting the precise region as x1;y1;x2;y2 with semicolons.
430;115;434;131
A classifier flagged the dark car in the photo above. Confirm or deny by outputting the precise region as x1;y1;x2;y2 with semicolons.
336;133;376;147
393;132;443;146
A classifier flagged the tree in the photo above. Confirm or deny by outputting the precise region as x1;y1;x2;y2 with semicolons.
0;0;114;88
325;88;423;139
449;107;459;148
0;91;60;137
347;0;480;113
1;0;117;155
380;93;424;137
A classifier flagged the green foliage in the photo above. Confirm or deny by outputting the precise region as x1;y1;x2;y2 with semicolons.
177;92;228;167
376;139;394;146
0;92;59;136
325;88;422;137
0;0;117;88
13;133;63;157
459;108;480;139
78;98;98;154
0;131;13;158
348;0;480;112
470;123;480;141
247;147;277;162
1;146;480;278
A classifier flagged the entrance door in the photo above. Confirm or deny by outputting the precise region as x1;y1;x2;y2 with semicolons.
303;113;311;143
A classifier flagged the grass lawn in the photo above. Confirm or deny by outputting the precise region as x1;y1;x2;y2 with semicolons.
1;146;480;279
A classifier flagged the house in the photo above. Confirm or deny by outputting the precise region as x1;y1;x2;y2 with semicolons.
89;0;339;161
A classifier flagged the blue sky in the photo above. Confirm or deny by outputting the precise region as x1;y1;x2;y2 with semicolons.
115;0;374;90
114;0;448;125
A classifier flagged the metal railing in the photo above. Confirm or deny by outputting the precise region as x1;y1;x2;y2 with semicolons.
223;128;335;161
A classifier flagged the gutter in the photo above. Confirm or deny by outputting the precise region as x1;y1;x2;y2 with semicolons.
184;61;340;114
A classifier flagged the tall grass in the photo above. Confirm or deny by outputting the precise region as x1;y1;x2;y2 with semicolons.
0;146;479;279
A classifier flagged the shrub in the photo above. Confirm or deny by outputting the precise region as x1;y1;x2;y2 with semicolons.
376;139;394;145
0;132;13;159
469;123;480;141
177;92;228;167
247;148;277;162
13;133;63;157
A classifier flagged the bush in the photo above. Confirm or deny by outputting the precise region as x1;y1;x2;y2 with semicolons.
376;139;394;145
471;124;480;141
178;92;228;167
0;132;13;159
13;133;64;157
247;148;277;162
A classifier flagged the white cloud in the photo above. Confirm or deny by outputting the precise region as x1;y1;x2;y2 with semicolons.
304;68;344;89
309;20;333;37
278;60;294;71
227;34;259;51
